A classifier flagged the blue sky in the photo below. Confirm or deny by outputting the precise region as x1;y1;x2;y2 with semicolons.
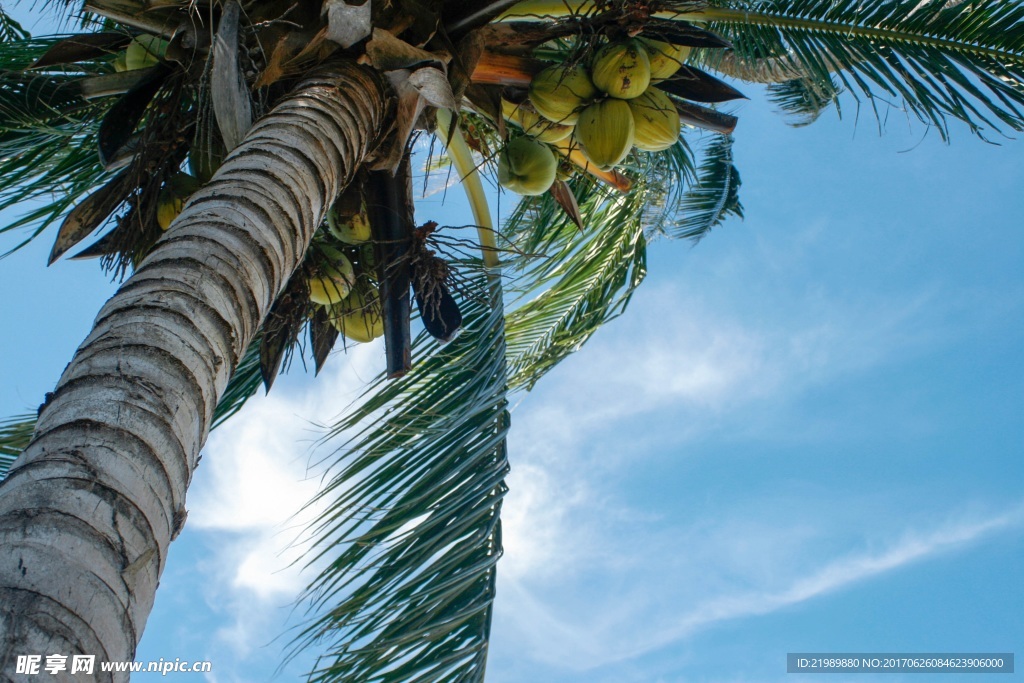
2;7;1023;682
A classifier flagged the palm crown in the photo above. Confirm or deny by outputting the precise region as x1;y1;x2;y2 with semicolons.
1;0;1023;679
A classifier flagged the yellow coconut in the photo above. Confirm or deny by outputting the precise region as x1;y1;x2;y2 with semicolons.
575;99;635;169
628;87;682;151
156;173;200;230
591;40;651;99
327;207;372;244
156;194;184;230
125;35;168;70
309;251;356;306
639;39;691;82
498;136;558;196
331;282;384;343
528;64;598;125
501;99;574;143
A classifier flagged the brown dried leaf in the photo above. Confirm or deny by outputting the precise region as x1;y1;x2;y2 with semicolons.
49;170;135;265
366;28;445;72
33;32;130;68
659;66;747;104
212;1;253;151
309;306;339;375
549;179;583;230
675;100;738;134
406;67;457;110
259;279;309;390
255;36;291;88
97;66;168;166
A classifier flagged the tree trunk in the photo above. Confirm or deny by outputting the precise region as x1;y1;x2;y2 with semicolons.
0;62;389;681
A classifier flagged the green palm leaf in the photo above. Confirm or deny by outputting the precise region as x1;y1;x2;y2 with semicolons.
294;266;508;683
691;0;1024;138
659;133;743;241
211;336;266;428
0;413;34;475
0;9;28;43
767;75;844;125
0;37;116;249
503;181;649;390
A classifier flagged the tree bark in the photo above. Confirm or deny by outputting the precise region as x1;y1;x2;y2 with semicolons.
0;62;389;681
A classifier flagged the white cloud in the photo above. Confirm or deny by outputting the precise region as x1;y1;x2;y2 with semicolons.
544;280;944;422
500;461;594;582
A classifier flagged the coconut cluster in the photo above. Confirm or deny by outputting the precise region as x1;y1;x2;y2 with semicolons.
309;211;386;343
497;38;689;196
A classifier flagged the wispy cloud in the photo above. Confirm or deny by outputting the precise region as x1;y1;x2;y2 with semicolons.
493;504;1024;672
535;279;947;426
638;506;1024;657
158;215;1020;683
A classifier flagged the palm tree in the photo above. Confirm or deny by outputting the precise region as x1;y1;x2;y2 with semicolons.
0;0;1022;680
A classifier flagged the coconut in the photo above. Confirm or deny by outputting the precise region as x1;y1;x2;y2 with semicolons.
498;136;558;196
309;251;356;306
331;282;384;343
125;35;169;70
501;99;574;143
156;173;200;230
528;64;598;125
327;208;372;244
591;40;651;99
639;39;691;82
576;99;635;169
628;87;682;151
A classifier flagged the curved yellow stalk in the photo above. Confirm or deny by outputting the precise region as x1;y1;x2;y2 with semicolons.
435;109;500;269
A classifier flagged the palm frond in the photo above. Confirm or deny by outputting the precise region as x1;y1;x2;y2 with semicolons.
656;133;743;241
492;129;738;391
0;8;29;43
0;38;117;250
633;135;699;231
502;181;649;390
692;0;1024;138
0;413;34;478
293;266;508;683
767;75;844;125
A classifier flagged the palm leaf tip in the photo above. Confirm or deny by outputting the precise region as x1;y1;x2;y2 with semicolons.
700;0;1024;139
503;179;650;391
768;75;844;126
0;414;35;479
0;9;28;43
658;134;742;242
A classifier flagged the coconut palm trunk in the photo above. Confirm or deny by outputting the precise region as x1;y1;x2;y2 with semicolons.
0;62;389;678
